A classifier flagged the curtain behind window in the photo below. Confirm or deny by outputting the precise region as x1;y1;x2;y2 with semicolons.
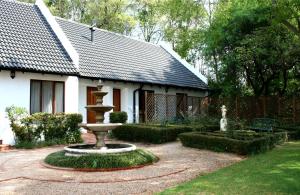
55;83;64;113
42;81;53;113
30;81;41;114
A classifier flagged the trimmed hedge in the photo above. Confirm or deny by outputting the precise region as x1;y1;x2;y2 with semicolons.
193;124;220;132
277;125;300;140
179;131;287;155
113;125;193;144
110;112;128;123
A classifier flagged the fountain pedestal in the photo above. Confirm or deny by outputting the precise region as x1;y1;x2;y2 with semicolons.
64;80;136;156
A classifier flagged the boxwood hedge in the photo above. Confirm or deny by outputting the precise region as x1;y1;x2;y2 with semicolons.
277;125;300;140
112;124;193;144
179;131;287;155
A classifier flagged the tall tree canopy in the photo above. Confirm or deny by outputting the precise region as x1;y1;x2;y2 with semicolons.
82;0;135;34
204;0;300;96
160;0;206;64
132;0;162;43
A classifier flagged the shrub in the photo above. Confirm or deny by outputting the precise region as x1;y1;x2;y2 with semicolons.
110;112;128;123
5;106;82;146
277;125;300;140
193;124;220;132
113;124;193;144
179;131;287;155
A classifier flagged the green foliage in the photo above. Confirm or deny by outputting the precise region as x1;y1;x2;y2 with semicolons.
179;131;287;155
5;106;82;146
82;0;136;34
112;124;193;144
132;0;162;43
160;142;300;194
278;125;300;140
160;0;206;64
44;149;158;169
109;112;128;123
204;0;300;96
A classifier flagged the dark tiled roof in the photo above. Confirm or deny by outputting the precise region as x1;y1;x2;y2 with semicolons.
0;0;77;74
56;18;208;89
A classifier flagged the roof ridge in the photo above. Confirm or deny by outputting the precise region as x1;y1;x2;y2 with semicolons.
55;16;159;48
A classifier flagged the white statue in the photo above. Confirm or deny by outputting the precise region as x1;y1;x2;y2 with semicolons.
220;105;228;131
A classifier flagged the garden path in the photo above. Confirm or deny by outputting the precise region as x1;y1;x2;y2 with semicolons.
0;135;243;195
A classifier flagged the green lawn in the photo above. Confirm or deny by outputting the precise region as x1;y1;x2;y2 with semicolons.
160;142;300;195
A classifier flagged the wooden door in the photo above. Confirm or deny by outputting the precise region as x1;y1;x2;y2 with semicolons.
113;88;121;112
87;87;97;123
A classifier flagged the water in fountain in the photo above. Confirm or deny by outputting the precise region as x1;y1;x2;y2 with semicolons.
64;80;136;156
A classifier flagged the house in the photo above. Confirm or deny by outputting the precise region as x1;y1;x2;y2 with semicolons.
0;0;208;145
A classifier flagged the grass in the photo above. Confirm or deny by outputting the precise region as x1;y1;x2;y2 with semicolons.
160;141;300;195
45;149;158;169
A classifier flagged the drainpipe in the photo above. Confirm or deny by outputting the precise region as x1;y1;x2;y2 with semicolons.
133;84;143;123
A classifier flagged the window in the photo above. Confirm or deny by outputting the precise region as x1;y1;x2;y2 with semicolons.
30;80;64;114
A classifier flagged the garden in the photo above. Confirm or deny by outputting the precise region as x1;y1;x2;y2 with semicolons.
4;102;300;194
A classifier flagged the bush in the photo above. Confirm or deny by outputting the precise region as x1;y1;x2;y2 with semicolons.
44;149;158;169
193;124;220;132
179;131;287;155
109;112;128;123
113;124;193;144
277;125;300;140
5;106;82;147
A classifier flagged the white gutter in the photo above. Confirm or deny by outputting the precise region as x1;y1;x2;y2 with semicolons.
35;0;79;69
160;42;208;84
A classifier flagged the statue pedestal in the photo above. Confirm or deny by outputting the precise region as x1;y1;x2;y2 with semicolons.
220;118;227;131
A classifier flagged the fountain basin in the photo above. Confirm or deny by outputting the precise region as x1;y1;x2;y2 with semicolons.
64;143;137;156
79;123;122;132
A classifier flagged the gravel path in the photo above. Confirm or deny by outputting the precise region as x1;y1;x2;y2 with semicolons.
0;141;243;195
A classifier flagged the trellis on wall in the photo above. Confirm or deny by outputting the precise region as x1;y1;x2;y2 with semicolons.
144;93;207;123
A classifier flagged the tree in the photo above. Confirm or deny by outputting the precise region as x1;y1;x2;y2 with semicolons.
45;0;71;19
160;0;206;65
132;0;163;43
82;0;136;34
204;0;300;96
69;0;88;22
272;0;300;37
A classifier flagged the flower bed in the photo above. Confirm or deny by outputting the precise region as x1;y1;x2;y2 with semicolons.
44;149;158;170
179;131;287;155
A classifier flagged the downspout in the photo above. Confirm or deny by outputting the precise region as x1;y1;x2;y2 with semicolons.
133;84;144;123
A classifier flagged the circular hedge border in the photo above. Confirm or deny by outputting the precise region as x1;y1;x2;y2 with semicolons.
44;149;158;171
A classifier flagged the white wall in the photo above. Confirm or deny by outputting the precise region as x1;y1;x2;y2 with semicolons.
0;70;78;145
79;79;136;124
78;78;207;124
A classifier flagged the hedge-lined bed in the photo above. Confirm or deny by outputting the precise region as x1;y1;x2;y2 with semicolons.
179;131;287;155
112;124;193;144
277;125;300;140
44;149;158;169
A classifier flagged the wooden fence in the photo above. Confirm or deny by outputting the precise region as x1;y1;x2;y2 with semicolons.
144;94;300;124
206;96;300;123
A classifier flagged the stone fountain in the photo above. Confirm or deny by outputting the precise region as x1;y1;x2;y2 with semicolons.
64;80;136;156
